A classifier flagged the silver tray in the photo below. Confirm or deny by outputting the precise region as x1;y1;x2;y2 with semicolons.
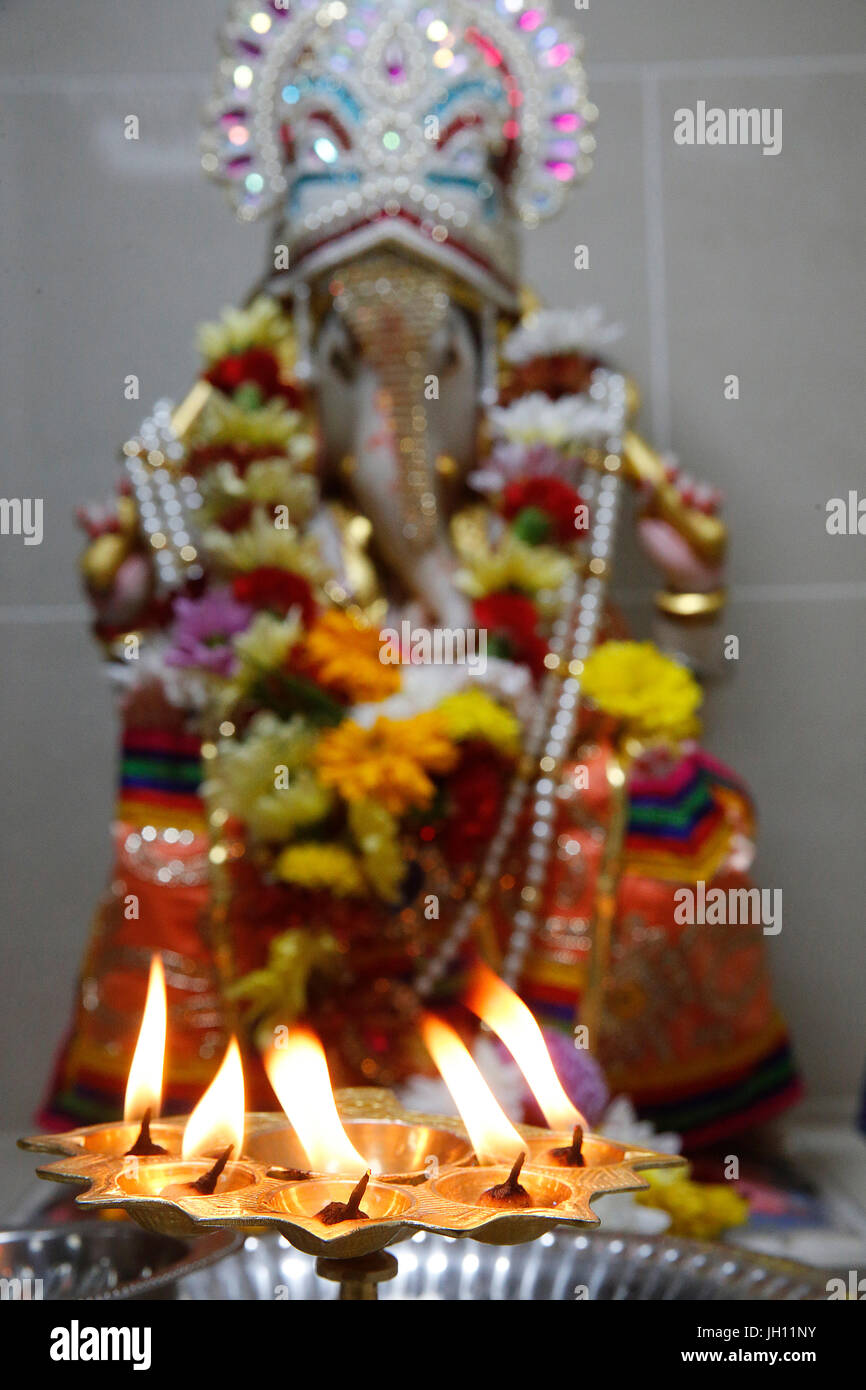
179;1228;829;1301
0;1220;241;1300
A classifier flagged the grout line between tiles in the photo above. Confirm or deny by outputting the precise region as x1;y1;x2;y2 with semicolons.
641;69;672;451
616;580;866;604
1;580;865;627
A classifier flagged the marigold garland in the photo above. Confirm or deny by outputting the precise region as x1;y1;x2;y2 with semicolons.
274;842;368;897
226;928;340;1036
313;712;458;816
301;610;401;704
204;712;332;843
581;641;702;742
196;295;292;364
438;688;521;757
456;530;571;598
636;1173;749;1240
348;799;406;903
168;297;663;908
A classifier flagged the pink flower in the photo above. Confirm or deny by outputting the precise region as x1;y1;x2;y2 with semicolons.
165;588;252;676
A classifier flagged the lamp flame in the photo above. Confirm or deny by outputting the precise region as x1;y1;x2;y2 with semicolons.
265;1027;367;1176
464;962;586;1131
419;1012;525;1163
123;954;167;1122
181;1036;245;1159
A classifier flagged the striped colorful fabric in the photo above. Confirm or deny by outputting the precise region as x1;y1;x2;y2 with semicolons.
508;740;800;1147
624;750;754;883
628;1028;801;1150
116;727;207;831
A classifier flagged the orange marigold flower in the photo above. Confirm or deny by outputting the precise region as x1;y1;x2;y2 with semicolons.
301;610;401;703
313;713;458;816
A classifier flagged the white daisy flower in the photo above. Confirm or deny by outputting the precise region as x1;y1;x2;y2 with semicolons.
488;392;620;450
502;306;623;365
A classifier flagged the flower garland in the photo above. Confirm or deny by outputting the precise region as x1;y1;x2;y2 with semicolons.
156;297;609;915
581;641;703;743
144;300;702;1041
113;299;716;1063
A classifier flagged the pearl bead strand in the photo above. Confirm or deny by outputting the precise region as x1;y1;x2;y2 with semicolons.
415;370;627;997
123;400;203;594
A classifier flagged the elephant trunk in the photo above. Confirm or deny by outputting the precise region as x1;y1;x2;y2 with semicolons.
331;255;473;626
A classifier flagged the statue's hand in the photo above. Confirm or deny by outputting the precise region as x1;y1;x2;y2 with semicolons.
84;551;153;628
78;493;154;627
636;463;725;590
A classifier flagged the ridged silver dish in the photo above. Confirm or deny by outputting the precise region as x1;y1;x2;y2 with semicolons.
0;1221;241;1300
179;1228;829;1301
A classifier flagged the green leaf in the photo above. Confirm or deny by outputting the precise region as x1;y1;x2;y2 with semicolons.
511;506;552;545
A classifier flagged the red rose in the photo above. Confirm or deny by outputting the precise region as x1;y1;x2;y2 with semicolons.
215;501;254;534
439;744;509;865
232;567;317;624
205;347;303;408
474;593;549;676
500;353;600;403
503;475;588;541
185;441;279;479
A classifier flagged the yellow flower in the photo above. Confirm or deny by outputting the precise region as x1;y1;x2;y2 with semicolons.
204;712;333;842
437;689;521;757
581;641;703;741
198;458;317;528
274;842;367;897
636;1175;749;1241
196;394;303;452
314;712;458;816
203;509;330;584
245;454;316;498
196;295;290;363
234;611;300;679
226;928;340;1035
302;610;401;703
220;611;302;715
456;531;571;598
348;799;406;902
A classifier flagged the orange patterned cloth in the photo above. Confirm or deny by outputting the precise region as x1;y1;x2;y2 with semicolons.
499;732;799;1146
45;721;798;1146
42;721;228;1125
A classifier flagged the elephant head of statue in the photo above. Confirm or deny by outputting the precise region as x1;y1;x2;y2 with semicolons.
309;252;483;627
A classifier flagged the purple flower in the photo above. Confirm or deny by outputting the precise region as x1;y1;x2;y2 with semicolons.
540;1028;609;1127
165;588;252;676
490;1030;609;1128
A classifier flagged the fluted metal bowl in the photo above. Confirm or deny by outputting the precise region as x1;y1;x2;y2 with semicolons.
0;1221;241;1300
179;1228;829;1301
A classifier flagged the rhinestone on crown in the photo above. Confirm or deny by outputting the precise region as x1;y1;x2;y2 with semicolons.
202;0;595;307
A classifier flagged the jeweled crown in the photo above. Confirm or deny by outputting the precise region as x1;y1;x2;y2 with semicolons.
203;0;594;308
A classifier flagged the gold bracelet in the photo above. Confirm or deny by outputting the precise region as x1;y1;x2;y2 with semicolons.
655;588;727;618
622;432;728;566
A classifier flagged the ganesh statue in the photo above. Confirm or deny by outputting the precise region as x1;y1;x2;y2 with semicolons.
45;0;799;1147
